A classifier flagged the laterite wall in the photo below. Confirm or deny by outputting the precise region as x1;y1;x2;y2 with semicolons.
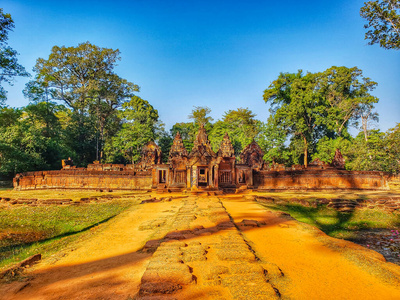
254;169;389;190
13;169;152;190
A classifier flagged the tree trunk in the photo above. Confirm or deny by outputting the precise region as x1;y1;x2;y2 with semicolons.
303;135;308;168
362;115;368;142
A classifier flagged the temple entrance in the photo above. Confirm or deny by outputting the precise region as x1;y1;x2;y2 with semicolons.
198;167;208;187
158;169;167;184
218;160;234;187
174;170;186;185
219;170;232;185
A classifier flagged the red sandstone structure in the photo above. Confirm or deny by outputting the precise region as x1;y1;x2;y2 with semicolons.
13;126;389;191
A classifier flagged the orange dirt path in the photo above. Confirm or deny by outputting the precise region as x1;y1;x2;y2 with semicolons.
1;194;400;300
222;195;400;300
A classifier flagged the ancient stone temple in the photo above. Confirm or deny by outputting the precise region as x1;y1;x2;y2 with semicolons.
151;125;253;192
13;126;389;191
188;124;218;189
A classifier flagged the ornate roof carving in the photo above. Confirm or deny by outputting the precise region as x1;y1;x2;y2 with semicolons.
138;141;162;170
168;132;188;163
217;133;235;158
189;124;216;160
239;140;264;169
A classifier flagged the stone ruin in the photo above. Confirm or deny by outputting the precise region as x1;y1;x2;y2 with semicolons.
13;127;389;192
331;149;346;169
239;140;265;170
138;141;162;170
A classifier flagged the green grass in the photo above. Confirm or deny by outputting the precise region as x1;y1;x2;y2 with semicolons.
0;200;134;270
261;203;400;240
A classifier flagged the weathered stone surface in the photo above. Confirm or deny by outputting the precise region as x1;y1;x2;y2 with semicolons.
61;157;74;169
308;158;330;169
138;141;162;170
239;140;264;169
168;132;188;162
13;169;152;191
188;124;216;162
331;148;346;169
254;169;389;190
217;133;235;158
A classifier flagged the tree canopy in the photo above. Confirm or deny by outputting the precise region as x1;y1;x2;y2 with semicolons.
0;8;29;104
24;42;139;164
104;96;162;164
263;66;380;167
360;0;400;49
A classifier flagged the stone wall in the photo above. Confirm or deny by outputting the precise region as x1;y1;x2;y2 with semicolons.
13;166;390;191
254;169;389;190
13;169;152;191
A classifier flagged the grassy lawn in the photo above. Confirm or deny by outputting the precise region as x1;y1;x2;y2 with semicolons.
0;188;147;201
0;193;136;270
261;202;400;239
255;181;400;240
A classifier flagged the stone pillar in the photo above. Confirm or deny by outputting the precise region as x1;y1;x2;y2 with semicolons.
248;169;253;187
187;167;191;188
214;165;219;188
208;166;213;188
192;166;198;188
231;160;236;186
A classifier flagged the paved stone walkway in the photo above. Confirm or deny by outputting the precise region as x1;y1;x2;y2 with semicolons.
137;196;278;299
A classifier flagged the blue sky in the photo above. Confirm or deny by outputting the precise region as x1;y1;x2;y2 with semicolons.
2;0;399;133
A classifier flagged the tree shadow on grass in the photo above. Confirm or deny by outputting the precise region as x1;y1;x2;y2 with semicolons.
0;214;118;265
260;200;400;242
260;202;357;238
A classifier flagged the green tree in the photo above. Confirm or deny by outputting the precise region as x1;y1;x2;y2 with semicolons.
104;96;162;163
170;122;196;152
345;130;389;171
209;108;260;156
257;120;291;165
385;123;400;173
264;66;381;167
158;130;174;163
0;9;29;103
318;66;379;138
312;136;352;164
360;0;400;49
26;42;139;164
263;71;326;167
188;106;213;126
0;104;71;178
89;74;137;161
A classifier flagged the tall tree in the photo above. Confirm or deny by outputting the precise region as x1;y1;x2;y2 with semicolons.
0;9;29;104
317;66;379;138
26;42;139;164
188;106;213;129
263;71;326;167
360;0;400;49
345;130;389;171
210;108;260;155
104;96;162;163
264;66;381;167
